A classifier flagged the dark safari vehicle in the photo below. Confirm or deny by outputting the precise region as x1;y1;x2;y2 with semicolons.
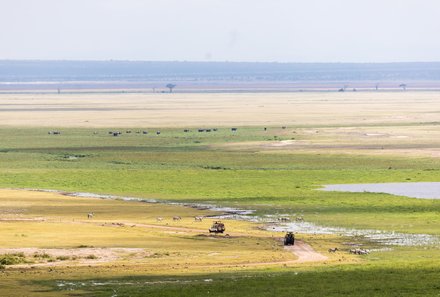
209;221;226;233
284;232;295;246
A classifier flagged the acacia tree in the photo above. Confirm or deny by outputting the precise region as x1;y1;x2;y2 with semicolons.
166;83;176;93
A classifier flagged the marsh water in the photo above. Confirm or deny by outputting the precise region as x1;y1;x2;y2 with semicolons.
30;188;439;246
322;182;440;199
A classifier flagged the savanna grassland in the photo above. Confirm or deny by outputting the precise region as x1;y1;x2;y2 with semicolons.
1;91;440;296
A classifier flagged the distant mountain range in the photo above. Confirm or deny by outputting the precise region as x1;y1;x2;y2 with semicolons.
2;61;440;92
1;61;440;82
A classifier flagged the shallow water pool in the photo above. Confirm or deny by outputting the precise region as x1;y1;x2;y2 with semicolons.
322;182;440;199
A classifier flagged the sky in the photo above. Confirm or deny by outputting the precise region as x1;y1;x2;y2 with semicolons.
1;0;440;62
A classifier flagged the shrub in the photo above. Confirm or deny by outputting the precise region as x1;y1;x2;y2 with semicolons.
0;253;27;265
56;256;70;261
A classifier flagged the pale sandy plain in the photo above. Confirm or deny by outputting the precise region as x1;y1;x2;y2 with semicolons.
1;91;440;158
0;91;439;128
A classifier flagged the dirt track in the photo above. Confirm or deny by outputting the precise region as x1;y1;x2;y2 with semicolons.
0;239;327;269
285;241;328;263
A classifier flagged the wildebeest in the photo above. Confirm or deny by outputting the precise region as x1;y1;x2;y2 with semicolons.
156;131;161;135
278;217;291;222
48;131;61;135
264;127;267;131
349;249;369;255
295;216;304;222
173;216;181;221
143;131;148;134
206;129;211;132
87;212;94;219
126;130;131;134
282;126;287;129
184;129;190;132
113;132;119;137
213;128;218;131
194;216;203;222
328;248;338;253
198;129;205;132
231;128;237;132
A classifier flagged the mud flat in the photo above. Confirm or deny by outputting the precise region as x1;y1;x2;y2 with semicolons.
268;221;439;246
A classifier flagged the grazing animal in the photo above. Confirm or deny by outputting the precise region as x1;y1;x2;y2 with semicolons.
350;249;369;255
156;131;161;135
173;216;181;221
198;129;205;132
156;217;163;222
295;216;304;222
194;216;203;222
231;128;237;132
143;131;148;134
184;129;190;132
278;217;291;222
357;249;370;255
87;212;94;219
213;128;218;131
328;248;338;253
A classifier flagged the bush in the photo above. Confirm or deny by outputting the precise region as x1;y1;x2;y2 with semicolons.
0;253;27;265
34;252;51;259
56;256;70;261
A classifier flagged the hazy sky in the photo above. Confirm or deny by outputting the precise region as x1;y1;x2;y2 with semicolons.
1;0;440;62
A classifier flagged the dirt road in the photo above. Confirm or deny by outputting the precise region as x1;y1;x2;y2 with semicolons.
285;241;328;263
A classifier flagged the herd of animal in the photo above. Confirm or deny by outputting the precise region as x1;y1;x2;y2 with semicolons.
87;212;204;222
48;128;240;137
86;212;371;256
47;126;295;137
327;247;370;255
156;216;204;222
277;216;304;222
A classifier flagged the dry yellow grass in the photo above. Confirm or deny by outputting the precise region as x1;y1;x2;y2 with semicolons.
217;123;440;158
0;189;347;274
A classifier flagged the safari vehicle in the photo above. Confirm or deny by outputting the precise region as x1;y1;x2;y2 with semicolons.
284;232;295;246
209;221;225;233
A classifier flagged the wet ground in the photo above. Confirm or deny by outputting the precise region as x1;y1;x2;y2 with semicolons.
28;188;440;247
